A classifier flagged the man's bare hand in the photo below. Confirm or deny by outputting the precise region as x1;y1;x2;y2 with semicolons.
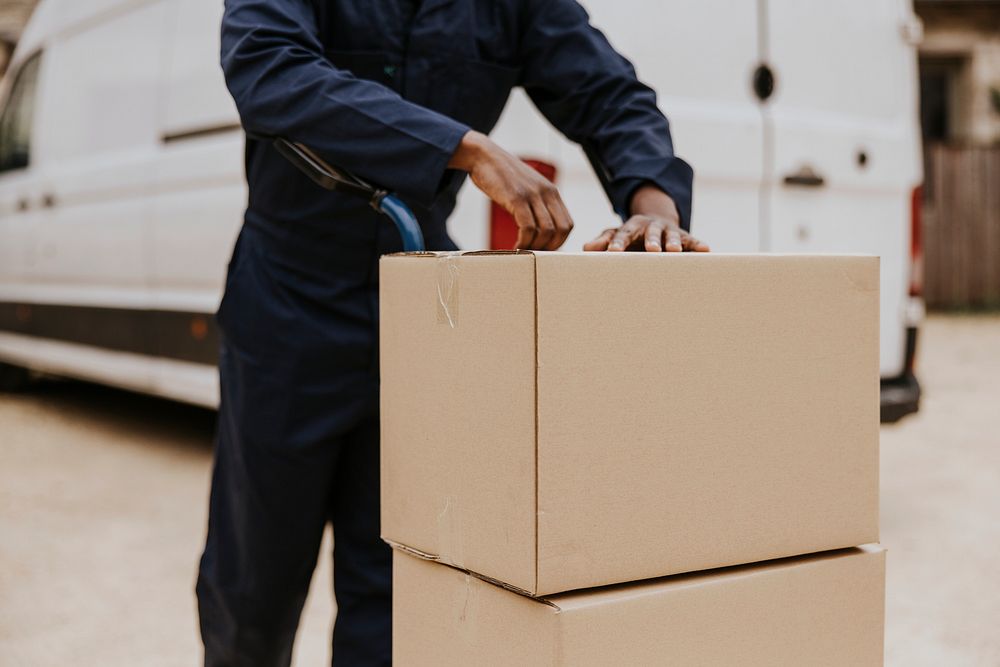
584;184;709;252
450;131;573;250
584;215;710;252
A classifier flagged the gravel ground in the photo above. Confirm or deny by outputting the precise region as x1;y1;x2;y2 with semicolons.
1;314;998;666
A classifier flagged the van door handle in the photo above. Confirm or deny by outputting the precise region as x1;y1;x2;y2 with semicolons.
783;165;825;187
41;193;56;208
16;198;29;211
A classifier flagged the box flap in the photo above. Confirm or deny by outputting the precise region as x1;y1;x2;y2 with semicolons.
385;249;533;258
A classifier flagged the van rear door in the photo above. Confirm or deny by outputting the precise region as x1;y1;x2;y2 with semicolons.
762;0;922;377
451;0;765;252
583;0;765;251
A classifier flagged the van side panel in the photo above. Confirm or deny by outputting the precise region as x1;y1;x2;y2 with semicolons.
162;0;241;140
151;0;244;313
28;0;168;300
1;0;172;393
148;0;243;404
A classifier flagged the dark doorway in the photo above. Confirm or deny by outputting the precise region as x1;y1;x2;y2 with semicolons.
919;56;966;144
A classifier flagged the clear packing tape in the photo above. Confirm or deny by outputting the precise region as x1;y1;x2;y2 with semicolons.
436;254;460;328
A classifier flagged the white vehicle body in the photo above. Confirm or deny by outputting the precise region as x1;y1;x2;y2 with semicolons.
0;0;924;414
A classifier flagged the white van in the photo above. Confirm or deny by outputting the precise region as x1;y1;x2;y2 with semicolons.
0;0;923;420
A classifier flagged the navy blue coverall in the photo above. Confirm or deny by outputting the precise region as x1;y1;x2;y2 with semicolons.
198;1;694;665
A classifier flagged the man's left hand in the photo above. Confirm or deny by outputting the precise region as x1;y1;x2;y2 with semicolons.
583;184;710;253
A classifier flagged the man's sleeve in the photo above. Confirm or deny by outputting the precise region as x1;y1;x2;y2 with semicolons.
221;0;470;207
518;0;694;228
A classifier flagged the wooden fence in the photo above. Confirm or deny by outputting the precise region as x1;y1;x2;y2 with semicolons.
922;144;1000;310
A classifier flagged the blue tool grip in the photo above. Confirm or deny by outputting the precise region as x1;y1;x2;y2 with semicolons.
377;194;425;252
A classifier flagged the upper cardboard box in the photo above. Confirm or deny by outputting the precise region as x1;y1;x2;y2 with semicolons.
380;252;879;596
394;545;886;667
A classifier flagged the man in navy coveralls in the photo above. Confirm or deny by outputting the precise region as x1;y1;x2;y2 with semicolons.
198;1;709;664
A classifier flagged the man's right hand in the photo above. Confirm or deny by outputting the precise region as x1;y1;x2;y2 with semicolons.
449;131;574;250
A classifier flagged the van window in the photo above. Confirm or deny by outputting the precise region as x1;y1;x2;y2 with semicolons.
0;52;41;173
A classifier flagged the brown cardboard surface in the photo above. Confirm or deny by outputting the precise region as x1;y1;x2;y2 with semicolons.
380;253;538;591
393;551;557;667
380;252;880;595
393;546;886;666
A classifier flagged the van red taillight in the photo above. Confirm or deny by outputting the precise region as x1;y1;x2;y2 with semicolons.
489;159;558;250
909;185;924;297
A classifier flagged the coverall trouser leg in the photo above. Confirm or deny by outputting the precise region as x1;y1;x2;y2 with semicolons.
196;225;391;667
196;355;391;666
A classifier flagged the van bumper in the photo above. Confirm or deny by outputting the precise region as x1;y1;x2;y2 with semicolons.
880;325;921;423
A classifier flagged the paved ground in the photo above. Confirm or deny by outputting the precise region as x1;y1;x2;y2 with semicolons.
881;315;1000;666
0;384;335;666
1;314;998;665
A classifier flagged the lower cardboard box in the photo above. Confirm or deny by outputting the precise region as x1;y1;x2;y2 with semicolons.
393;544;885;666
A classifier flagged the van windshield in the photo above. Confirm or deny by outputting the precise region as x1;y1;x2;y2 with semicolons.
0;52;42;173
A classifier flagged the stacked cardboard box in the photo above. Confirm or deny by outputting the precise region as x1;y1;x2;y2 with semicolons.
380;252;884;666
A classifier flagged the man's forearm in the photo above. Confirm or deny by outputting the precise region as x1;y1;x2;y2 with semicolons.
447;131;492;171
629;184;681;223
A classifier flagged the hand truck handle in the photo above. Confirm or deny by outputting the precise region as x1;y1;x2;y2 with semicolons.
273;138;426;252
